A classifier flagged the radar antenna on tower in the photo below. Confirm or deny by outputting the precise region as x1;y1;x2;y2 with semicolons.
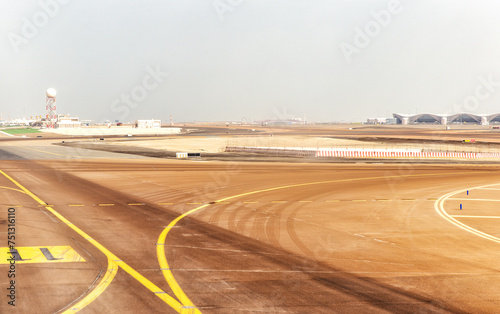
46;88;57;128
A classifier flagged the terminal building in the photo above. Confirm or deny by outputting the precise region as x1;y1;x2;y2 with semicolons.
392;113;500;125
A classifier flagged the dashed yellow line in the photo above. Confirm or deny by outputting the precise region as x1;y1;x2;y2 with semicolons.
17;198;463;206
0;169;183;313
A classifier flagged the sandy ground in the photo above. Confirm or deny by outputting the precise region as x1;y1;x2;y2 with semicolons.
4;128;500;312
3;156;500;313
79;134;500;154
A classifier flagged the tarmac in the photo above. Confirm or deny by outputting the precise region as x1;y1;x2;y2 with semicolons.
1;125;500;313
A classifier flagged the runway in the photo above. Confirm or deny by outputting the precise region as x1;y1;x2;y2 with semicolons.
2;139;500;313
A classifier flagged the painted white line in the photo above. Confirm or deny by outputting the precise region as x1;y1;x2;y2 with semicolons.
451;215;500;219
0;130;15;137
435;183;500;245
449;198;500;202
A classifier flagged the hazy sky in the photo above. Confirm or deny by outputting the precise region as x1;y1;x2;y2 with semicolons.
2;0;500;123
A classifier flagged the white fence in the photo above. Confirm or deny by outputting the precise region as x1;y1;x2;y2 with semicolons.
225;146;500;159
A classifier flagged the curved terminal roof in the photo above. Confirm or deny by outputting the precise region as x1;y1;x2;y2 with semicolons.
393;113;495;125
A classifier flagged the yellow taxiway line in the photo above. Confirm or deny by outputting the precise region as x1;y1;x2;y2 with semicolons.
0;170;183;313
0;185;26;194
15;145;67;157
157;170;490;313
64;258;118;313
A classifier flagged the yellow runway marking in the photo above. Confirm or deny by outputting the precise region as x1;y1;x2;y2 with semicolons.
158;202;173;205
128;203;145;206
0;185;26;194
16;145;66;157
451;215;500;219
0;170;183;313
243;201;258;204
0;246;85;264
98;204;115;207
157;170;486;313
449;198;500;202
187;202;202;205
215;201;230;204
64;258;118;313
69;204;85;207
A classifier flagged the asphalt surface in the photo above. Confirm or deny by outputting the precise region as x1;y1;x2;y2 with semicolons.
2;136;500;313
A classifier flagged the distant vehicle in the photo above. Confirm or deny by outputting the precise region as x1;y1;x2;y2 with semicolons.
462;139;476;143
116;122;123;126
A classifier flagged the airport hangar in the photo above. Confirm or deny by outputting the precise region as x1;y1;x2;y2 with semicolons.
393;113;500;125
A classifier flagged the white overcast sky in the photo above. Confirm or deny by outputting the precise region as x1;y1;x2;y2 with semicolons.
1;0;500;123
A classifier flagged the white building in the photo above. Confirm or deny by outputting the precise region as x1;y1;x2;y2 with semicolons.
57;117;81;128
136;119;161;128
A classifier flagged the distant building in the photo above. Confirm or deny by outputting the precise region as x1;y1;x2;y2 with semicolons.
136;119;161;128
393;113;500;125
57;117;81;128
256;118;303;125
366;117;397;124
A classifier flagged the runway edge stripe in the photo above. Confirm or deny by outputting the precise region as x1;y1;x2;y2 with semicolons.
0;170;183;313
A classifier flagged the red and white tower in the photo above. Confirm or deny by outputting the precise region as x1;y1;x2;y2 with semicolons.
46;88;57;128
